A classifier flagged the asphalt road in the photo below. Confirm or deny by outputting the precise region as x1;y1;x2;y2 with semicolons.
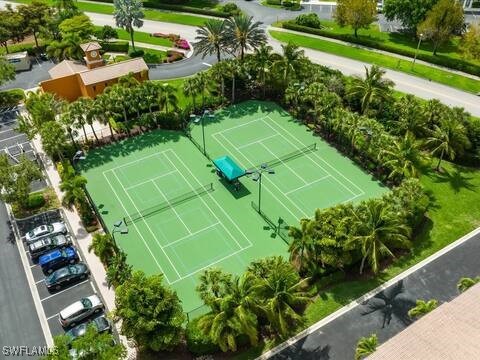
265;230;480;359
0;59;55;92
0;201;46;359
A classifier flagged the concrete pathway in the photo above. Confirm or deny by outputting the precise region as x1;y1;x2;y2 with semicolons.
260;227;480;359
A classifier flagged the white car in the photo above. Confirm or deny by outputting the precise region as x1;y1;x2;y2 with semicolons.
25;222;67;243
59;294;104;328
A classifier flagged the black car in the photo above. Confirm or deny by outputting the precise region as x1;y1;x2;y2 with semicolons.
45;263;89;291
66;315;112;343
29;234;72;261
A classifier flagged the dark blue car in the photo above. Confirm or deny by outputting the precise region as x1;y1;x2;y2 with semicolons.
39;247;79;274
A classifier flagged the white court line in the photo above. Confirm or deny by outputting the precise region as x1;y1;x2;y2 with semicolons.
110;169;182;279
237;133;280;150
41;280;90;302
124;169;178;190
105;148;173;172
260;142;308;185
163;222;221;249
152;181;192;235
214;132;309;220
210;116;268;137
264;116;364;197
103;171;168;280
285;175;331;196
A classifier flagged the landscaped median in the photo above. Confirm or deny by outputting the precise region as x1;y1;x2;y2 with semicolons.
269;29;480;94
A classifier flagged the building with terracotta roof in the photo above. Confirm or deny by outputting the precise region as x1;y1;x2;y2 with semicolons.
368;283;480;359
40;42;149;101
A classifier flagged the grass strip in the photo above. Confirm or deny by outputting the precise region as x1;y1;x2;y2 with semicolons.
269;30;480;94
93;26;173;47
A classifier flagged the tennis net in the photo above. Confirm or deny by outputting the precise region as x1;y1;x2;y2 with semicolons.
124;183;214;225
251;143;317;170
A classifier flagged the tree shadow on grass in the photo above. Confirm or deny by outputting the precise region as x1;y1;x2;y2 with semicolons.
430;167;477;194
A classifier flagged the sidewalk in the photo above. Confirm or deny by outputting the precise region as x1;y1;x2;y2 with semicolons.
30;135;136;359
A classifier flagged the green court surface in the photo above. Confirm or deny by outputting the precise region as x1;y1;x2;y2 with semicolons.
80;100;387;314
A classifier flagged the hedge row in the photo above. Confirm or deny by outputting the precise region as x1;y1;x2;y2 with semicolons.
99;41;129;53
282;22;480;77
86;0;230;17
0;88;25;107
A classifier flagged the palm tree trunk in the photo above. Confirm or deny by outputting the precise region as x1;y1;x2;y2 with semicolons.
221;77;225;101
33;31;39;48
3;44;9;54
216;45;221;62
359;255;366;275
436;149;444;171
354;27;358;38
68;129;77;150
90;124;99;143
231;76;236;103
82;125;88;143
130;28;136;51
191;94;196;110
108;121;115;141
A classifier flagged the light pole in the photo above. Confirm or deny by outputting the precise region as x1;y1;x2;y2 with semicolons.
247;163;275;214
190;110;214;156
412;33;424;69
112;220;128;249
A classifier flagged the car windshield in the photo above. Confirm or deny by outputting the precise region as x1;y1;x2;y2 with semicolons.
47;225;54;232
81;298;92;309
94;317;109;331
50;268;69;281
70;324;87;338
70;265;80;274
54;235;65;244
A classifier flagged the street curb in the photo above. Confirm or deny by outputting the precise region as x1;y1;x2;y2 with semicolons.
258;225;480;359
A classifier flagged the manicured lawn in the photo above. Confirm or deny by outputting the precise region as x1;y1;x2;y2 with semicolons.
10;0;209;26
310;20;480;68
94;26;173;47
269;30;480;94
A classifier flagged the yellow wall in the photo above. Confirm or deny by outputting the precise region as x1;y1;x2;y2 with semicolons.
40;74;82;102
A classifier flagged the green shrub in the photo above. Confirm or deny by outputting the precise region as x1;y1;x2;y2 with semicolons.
315;271;346;290
143;52;162;63
267;0;282;4
100;41;129;53
185;317;220;355
26;193;46;210
0;88;24;107
295;13;322;29
129;49;145;58
220;2;241;15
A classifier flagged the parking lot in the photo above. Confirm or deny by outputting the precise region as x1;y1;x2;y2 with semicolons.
14;210;109;339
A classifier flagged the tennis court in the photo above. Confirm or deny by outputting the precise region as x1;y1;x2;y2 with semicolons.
80;101;386;313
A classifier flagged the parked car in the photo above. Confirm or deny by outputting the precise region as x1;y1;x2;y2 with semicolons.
59;295;104;328
45;263;89;291
66;315;112;343
39;246;79;274
25;222;67;243
29;234;72;261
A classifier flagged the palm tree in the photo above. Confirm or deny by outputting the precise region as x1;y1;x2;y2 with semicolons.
274;43;305;83
158;83;178;114
196;268;232;309
113;0;144;51
183;77;199;110
255;258;310;338
381;133;422;180
346;199;411;275
195;72;210;108
457;276;480;292
195;19;226;62
68;99;88;142
355;334;378;360
60;173;88;209
425;117;470;171
106;249;132;288
349;65;394;115
94;93;116;139
391;94;426;138
408;299;438;318
223;59;243;103
82;97;99;143
250;45;278;98
59;111;78;150
225;14;267;60
88;233;117;266
288;218;315;273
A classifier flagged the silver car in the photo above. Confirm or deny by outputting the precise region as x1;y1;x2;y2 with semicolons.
59;295;104;328
25;222;67;243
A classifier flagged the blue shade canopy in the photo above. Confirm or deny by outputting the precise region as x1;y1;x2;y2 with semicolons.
213;156;246;181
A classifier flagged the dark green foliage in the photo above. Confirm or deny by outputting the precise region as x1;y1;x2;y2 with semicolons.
295;13;323;29
100;41;129;53
95;25;118;41
267;0;282;4
26;192;46;209
220;2;241;15
128;49;145;58
185;318;220;355
383;0;438;31
142;51;162;63
0;88;24;107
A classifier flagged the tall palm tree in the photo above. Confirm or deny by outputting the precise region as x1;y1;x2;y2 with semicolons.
381;133;422;180
106;249;132;288
94;93;116;139
355;334;378;360
196;268;232;309
60;173;88;209
349;65;394;115
158;83;178;114
288;218;315;273
223;59;243;103
88;233;117;266
391;94;426;138
183;77;199;110
346;199;411;275
82;97;99;143
225;14;267;60
195;19;226;62
195;72;210;108
68;99;88;142
425;117;470;171
407;299;438;318
255;258;310;338
113;0;144;51
250;44;278;98
209;61;229;101
59;111;78;150
274;43;305;83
